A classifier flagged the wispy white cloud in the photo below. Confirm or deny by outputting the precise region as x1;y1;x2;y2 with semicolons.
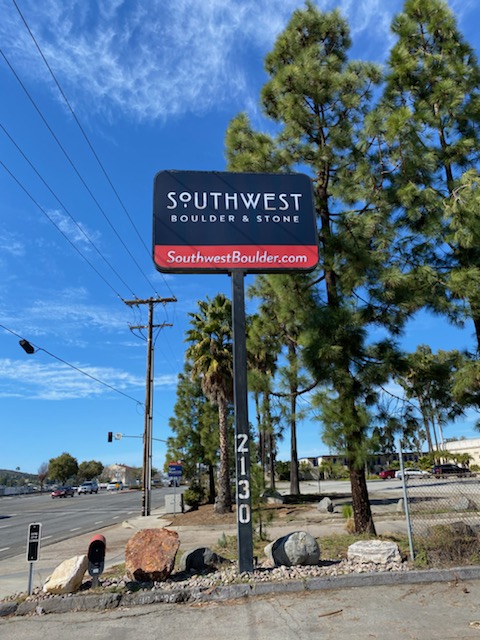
2;0;471;123
0;228;25;258
0;357;151;400
47;209;101;250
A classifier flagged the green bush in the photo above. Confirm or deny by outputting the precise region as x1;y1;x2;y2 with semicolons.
183;480;205;510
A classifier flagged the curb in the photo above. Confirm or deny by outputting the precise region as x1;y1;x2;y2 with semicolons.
3;565;480;618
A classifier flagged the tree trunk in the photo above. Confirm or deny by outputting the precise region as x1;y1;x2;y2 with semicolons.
214;400;232;513
473;314;480;353
268;432;276;491
207;464;216;504
289;390;300;496
349;464;376;535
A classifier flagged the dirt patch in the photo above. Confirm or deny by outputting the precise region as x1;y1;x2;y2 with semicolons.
168;504;236;526
168;502;323;527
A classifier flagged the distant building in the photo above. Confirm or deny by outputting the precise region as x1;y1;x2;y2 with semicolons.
299;451;424;475
103;464;138;486
443;438;480;467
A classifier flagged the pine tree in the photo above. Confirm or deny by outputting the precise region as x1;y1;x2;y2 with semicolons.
225;3;399;533
167;361;220;503
248;274;317;495
383;0;480;351
247;313;281;490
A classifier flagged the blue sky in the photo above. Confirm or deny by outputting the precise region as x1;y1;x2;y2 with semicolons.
0;0;479;475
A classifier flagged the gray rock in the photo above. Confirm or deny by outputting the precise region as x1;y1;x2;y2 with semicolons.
317;497;334;513
262;490;285;505
179;547;231;572
348;540;401;565
451;496;477;512
265;531;320;567
43;555;88;595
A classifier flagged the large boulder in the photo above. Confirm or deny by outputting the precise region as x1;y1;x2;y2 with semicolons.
265;531;320;567
43;555;88;594
178;547;231;572
125;528;180;582
347;540;402;564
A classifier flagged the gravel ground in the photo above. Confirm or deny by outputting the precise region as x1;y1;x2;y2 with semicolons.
1;557;410;605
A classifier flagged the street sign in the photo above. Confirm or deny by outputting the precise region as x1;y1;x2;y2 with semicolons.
26;522;41;562
153;170;318;273
168;463;183;477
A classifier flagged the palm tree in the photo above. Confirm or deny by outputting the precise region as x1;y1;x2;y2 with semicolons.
185;294;234;513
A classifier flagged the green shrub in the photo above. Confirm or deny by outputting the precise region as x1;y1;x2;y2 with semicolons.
183;480;205;510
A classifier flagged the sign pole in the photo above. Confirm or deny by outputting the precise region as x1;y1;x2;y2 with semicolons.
27;563;34;596
26;522;41;595
231;270;254;573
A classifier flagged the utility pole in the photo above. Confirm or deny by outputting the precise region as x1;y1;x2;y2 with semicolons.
125;297;175;516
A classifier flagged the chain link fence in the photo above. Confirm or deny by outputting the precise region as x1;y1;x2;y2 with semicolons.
403;474;480;567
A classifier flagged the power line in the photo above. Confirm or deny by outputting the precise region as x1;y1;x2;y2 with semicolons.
0;45;159;296
10;0;178;302
0;323;144;406
0;158;127;301
0;122;139;300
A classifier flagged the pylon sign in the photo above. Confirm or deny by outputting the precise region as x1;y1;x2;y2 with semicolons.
153;170;318;274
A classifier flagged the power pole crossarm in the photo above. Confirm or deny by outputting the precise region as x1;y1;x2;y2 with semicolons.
129;323;173;330
124;297;177;306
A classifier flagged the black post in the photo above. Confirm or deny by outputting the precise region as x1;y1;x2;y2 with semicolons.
231;270;254;573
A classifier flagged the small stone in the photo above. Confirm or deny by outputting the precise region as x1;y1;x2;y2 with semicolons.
347;540;401;565
317;497;334;513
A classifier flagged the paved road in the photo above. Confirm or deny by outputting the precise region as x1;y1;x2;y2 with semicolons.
0;488;171;560
2;579;480;639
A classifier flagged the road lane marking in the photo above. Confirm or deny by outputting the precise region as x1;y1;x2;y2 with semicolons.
112;516;120;520
70;527;81;532
0;547;10;552
43;535;53;540
94;520;104;525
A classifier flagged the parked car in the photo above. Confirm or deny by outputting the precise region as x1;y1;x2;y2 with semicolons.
51;486;75;498
432;463;472;477
379;469;396;479
395;468;431;480
106;481;123;491
78;481;99;494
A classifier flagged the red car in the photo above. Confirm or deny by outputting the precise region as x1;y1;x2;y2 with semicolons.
379;469;396;479
51;486;75;498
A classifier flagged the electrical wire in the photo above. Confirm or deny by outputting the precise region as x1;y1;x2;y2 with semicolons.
0;323;144;406
10;0;178;302
0;122;139;300
0;45;159;296
0;158;126;302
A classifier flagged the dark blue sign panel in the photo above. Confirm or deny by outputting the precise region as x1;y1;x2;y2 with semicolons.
168;463;183;477
153;170;318;273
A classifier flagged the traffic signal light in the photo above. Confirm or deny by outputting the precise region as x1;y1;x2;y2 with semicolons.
107;432;113;443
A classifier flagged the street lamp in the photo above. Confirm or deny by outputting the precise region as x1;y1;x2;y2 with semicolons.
19;339;36;354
